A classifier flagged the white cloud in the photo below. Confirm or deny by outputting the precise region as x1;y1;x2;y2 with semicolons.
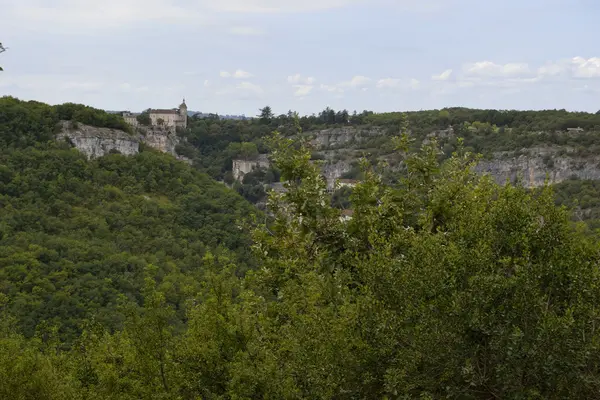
320;84;344;93
432;69;452;81
203;80;211;87
1;0;454;35
2;0;387;32
236;81;264;94
220;69;254;79
464;61;531;78
215;81;264;99
535;57;600;80
571;57;600;78
5;0;201;30
293;85;313;97
376;78;402;88
340;75;371;88
287;74;316;85
233;69;253;79
376;77;420;90
537;63;566;77
205;0;364;13
118;83;149;93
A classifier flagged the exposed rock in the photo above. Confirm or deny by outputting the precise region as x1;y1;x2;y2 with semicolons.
56;121;192;163
322;160;352;190
232;154;270;181
310;127;385;149
57;121;139;158
138;126;180;156
475;146;600;187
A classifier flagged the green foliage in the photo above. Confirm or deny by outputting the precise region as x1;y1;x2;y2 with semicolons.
0;135;256;342
258;106;274;124
226;141;259;160
0;97;132;149
136;110;151;126
55;102;132;133
5;99;600;398
331;186;353;209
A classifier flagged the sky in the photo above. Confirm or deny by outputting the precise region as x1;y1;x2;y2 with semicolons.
0;0;599;116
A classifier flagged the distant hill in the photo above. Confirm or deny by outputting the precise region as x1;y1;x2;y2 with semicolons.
106;110;250;120
188;111;249;120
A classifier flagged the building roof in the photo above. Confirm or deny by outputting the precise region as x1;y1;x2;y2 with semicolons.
150;109;179;115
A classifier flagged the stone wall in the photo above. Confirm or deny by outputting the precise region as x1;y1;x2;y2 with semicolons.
232;155;270;181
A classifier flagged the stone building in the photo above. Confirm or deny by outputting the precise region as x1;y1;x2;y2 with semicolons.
232;154;270;181
121;99;188;130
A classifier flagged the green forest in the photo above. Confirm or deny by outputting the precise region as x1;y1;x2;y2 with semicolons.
3;97;600;398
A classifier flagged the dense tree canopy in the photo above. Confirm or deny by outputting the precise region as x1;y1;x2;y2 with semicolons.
0;97;133;148
0;98;258;343
3;128;600;398
4;96;600;398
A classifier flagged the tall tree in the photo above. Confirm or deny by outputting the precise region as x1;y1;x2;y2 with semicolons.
258;106;273;124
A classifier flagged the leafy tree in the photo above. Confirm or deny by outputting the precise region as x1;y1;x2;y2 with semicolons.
137;109;151;126
258;106;273;124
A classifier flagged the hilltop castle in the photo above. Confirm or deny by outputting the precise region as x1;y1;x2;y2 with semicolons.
122;99;188;130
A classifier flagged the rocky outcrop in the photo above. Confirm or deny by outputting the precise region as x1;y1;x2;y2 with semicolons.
310;127;385;149
57;121;191;163
232;155;270;181
57;121;139;158
322;161;352;189
475;146;600;187
138;126;180;157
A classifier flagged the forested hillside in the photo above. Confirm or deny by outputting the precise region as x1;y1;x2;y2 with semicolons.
0;97;257;343
3;127;600;398
177;105;600;230
3;97;600;398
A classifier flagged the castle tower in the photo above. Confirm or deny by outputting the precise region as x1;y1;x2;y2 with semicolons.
179;98;188;129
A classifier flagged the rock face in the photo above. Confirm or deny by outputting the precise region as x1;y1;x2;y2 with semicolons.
311;127;385;149
322;161;352;190
475;147;600;187
232;155;270;181
139;127;180;156
57;121;191;163
57;121;139;158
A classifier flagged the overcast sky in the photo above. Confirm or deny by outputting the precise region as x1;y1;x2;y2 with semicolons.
1;0;599;116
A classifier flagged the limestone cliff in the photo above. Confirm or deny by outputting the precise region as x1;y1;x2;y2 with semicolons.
475;146;600;187
138;126;180;157
57;121;139;158
303;126;600;189
57;121;191;163
309;126;386;149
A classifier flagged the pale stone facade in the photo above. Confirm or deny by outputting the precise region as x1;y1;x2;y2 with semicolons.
121;99;188;130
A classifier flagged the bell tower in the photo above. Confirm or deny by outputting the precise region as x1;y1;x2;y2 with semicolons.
178;98;188;129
